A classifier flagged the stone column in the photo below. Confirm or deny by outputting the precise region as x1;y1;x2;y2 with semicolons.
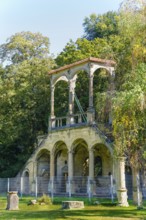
50;85;55;117
89;149;94;180
50;151;55;178
68;150;73;178
117;157;129;207
68;80;76;125
49;85;56;129
87;66;95;123
108;69;115;124
132;167;142;205
89;74;94;109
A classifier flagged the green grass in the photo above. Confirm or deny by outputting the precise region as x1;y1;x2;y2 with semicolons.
0;195;146;220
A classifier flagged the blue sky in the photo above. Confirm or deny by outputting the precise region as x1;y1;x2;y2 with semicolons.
0;0;122;56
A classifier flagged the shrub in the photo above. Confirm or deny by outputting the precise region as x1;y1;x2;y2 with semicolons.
37;194;52;205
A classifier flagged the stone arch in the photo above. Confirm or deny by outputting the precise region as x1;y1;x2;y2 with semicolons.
53;75;69;86
92;143;112;177
70;66;89;79
93;66;113;77
91;140;113;155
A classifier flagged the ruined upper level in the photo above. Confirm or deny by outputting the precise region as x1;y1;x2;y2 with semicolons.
48;57;116;131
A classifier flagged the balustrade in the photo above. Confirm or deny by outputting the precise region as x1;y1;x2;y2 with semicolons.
50;113;87;130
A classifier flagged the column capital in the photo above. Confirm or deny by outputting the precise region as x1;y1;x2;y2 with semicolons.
117;156;126;162
51;85;55;90
87;72;94;78
89;148;94;153
69;79;76;89
50;149;55;156
68;149;74;154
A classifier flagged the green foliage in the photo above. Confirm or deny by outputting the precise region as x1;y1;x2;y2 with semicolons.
0;32;55;177
0;195;146;219
0;31;50;64
112;63;146;164
37;194;52;205
55;38;113;67
110;0;146;164
54;81;68;116
83;11;119;40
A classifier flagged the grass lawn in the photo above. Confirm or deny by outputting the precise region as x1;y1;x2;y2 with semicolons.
0;195;146;220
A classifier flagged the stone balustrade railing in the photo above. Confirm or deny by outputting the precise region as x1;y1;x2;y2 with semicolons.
49;113;87;130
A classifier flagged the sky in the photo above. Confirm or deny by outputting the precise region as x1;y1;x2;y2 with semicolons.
0;0;123;57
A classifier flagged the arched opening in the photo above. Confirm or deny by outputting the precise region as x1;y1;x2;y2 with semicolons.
93;143;112;177
54;80;68;117
36;149;50;194
73;138;88;193
23;171;29;195
54;141;68;192
93;68;112;124
74;70;89;114
94;156;102;176
93;143;112;196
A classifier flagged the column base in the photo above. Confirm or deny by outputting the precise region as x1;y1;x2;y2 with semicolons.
49;116;56;130
117;189;129;207
87;107;95;124
67;114;74;125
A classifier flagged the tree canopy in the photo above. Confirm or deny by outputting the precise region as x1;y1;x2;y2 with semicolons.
0;32;55;177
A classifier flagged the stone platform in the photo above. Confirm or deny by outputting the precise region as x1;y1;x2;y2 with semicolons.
62;201;84;209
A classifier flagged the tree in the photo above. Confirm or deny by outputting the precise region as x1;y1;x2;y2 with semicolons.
0;32;55;177
83;11;119;40
0;31;50;64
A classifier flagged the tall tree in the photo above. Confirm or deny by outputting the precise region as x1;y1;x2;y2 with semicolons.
111;0;146;195
0;32;55;177
83;11;119;40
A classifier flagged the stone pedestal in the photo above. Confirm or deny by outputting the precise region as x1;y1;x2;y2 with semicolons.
87;107;95;124
117;189;129;207
6;191;19;210
117;157;129;207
